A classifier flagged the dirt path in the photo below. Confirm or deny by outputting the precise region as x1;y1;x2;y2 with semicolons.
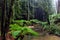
0;34;60;40
31;35;60;40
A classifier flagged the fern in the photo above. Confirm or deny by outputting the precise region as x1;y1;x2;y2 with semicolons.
9;20;39;39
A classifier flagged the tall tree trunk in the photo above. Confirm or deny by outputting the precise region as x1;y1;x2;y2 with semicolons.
1;0;6;40
1;0;14;40
5;0;14;33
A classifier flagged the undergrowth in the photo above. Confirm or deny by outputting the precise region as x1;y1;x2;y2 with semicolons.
9;20;39;40
43;14;60;35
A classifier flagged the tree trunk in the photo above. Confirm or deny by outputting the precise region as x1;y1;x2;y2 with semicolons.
5;0;14;33
1;0;6;40
1;0;14;40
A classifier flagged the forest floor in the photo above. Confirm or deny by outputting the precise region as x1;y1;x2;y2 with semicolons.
0;23;60;40
0;33;60;40
22;31;60;40
31;34;60;40
23;24;60;40
0;36;2;40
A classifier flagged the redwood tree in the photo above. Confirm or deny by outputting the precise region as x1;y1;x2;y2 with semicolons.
1;0;14;40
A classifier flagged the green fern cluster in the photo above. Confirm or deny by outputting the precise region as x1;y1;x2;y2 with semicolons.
49;14;60;23
9;20;39;39
13;19;47;26
42;14;60;35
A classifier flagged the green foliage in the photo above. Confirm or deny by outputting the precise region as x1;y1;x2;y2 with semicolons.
55;29;60;35
9;20;39;39
49;14;60;22
13;20;26;26
13;19;47;26
30;19;40;23
42;22;60;35
42;14;60;35
13;0;53;20
13;0;35;20
13;20;31;26
13;0;23;19
39;0;53;14
49;25;60;35
30;19;48;25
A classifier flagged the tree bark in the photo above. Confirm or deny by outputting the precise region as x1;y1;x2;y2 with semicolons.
1;0;6;40
5;0;14;33
1;0;14;40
